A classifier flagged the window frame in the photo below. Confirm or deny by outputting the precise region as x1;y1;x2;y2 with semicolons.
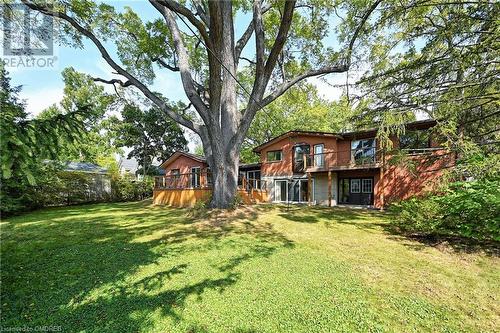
313;144;324;167
350;179;361;193
351;138;376;164
266;150;283;162
190;167;201;188
362;178;373;193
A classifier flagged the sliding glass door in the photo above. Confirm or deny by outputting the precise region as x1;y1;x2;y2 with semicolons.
275;179;312;203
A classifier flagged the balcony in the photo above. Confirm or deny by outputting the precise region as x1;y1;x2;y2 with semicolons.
303;148;383;172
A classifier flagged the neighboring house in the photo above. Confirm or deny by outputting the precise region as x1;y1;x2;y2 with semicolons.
118;157;139;178
153;119;454;208
62;162;112;200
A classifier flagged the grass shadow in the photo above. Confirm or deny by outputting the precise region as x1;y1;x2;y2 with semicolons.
1;201;294;332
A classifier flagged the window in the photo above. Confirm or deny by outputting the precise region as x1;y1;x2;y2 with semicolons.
399;130;431;153
293;144;310;173
191;167;200;188
267;150;282;162
351;139;376;165
362;179;373;193
206;167;212;186
247;170;261;189
314;144;324;167
350;179;361;193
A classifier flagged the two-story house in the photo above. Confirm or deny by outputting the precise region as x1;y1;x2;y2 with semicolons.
153;119;453;208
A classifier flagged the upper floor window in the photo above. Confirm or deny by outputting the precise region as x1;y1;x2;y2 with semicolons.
267;150;282;162
351;139;376;165
293;144;310;173
313;144;324;167
399;130;431;153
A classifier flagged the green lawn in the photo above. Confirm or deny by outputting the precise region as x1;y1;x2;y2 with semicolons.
1;202;499;332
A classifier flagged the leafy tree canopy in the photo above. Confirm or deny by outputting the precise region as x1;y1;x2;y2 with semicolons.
114;104;188;175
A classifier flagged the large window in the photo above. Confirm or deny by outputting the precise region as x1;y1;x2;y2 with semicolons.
191;167;201;188
267;150;282;162
293;144;311;173
351;139;376;165
314;144;324;167
399;130;431;153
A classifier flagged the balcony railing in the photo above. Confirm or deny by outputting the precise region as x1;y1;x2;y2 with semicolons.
154;171;267;191
301;148;383;171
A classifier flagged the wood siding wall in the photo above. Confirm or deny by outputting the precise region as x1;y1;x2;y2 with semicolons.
153;189;268;207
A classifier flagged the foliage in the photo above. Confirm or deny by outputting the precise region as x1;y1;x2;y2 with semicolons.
2;203;499;332
36;67;119;164
391;177;500;241
114;104;188;174
0;65;83;186
358;1;499;157
112;176;153;202
241;86;367;162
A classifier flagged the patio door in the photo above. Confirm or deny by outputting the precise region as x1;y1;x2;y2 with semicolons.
338;178;373;205
275;180;288;202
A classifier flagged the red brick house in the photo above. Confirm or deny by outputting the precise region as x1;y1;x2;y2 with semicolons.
153;119;453;208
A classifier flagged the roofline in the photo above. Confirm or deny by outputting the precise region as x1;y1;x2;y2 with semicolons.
252;130;342;153
341;119;437;138
253;120;438;152
159;151;206;169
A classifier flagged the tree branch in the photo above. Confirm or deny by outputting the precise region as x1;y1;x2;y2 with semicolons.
263;0;296;82
152;57;179;71
345;0;382;65
234;3;272;62
20;0;200;133
149;0;210;122
91;77;132;87
155;0;212;50
261;65;349;108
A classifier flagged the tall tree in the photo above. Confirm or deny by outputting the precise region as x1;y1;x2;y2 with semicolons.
20;0;382;207
37;67;118;163
0;66;83;212
357;0;499;154
115;104;188;175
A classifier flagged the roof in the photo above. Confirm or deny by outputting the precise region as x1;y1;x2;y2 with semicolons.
252;130;343;153
63;162;108;174
118;157;139;173
239;162;262;170
341;119;437;139
253;119;438;152
159;151;206;169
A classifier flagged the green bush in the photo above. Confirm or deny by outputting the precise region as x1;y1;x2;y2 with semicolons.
391;177;500;241
112;177;153;202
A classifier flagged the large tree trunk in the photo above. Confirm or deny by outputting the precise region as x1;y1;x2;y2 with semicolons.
207;146;240;208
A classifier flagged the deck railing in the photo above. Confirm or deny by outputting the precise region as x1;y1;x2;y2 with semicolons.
154;171;267;191
301;148;384;172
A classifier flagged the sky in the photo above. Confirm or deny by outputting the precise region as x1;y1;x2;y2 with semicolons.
3;1;362;153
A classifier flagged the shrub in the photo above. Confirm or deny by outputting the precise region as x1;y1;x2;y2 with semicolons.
390;177;500;241
112;177;153;202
